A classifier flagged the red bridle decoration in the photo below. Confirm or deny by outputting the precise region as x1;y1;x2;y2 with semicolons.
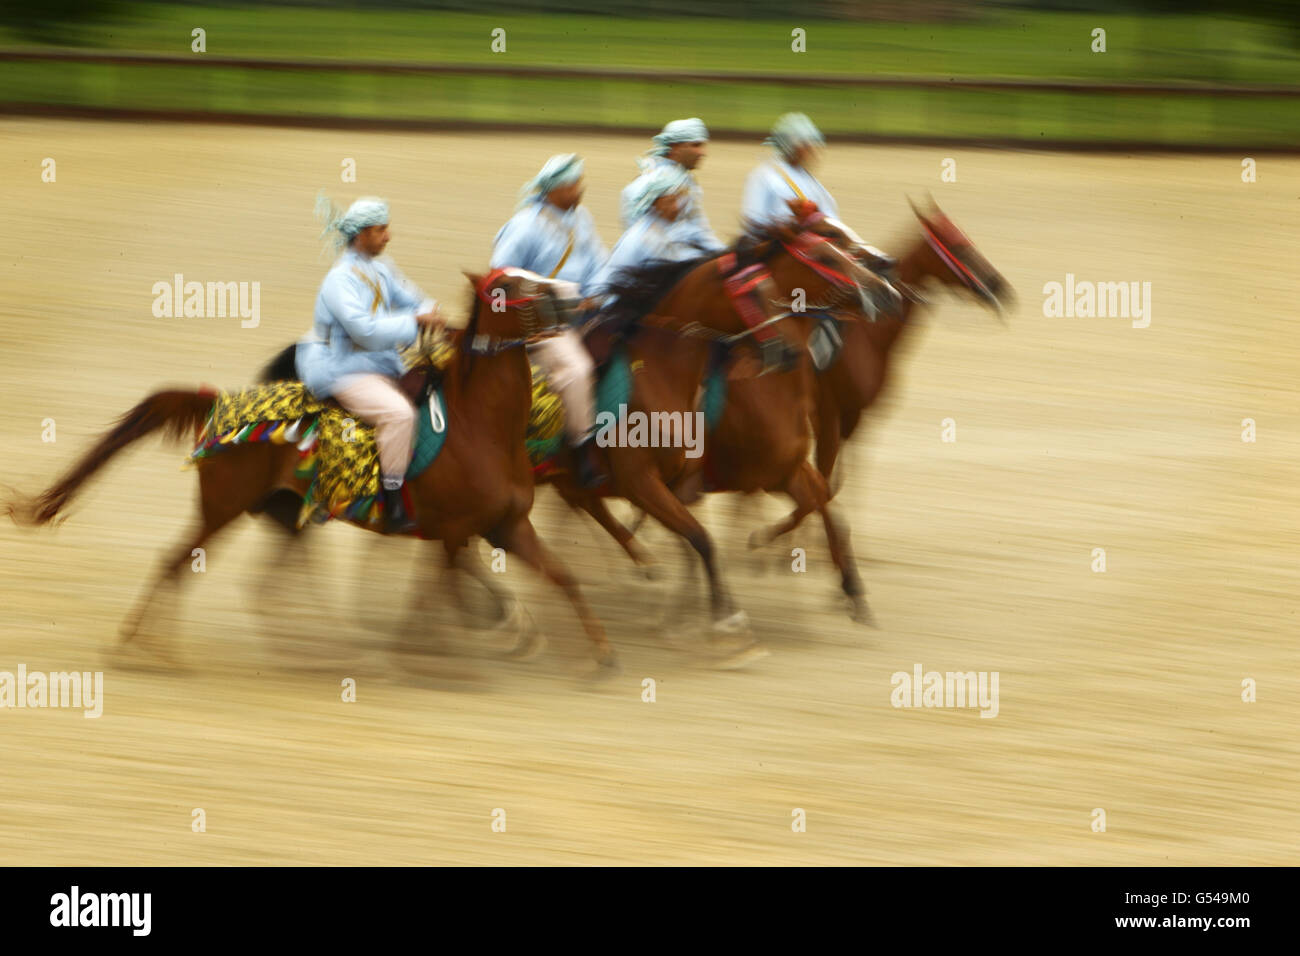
782;232;859;291
917;218;996;301
474;267;546;307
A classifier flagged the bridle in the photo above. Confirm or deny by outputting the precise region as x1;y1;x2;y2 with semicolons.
916;216;1000;309
467;267;569;354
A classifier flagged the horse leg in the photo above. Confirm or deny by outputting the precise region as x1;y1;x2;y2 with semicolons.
448;541;542;658
492;516;618;673
121;449;282;657
657;534;704;634
820;499;873;625
119;472;252;651
449;541;512;624
754;399;845;548
749;493;816;550
250;518;316;651
625;473;749;641
553;481;661;579
767;461;870;626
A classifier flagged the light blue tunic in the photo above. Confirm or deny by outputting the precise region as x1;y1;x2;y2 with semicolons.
295;248;433;398
590;213;706;303
489;201;608;297
741;157;839;226
620;156;725;253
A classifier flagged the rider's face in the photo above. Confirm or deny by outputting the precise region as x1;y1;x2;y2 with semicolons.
667;141;707;170
790;144;822;170
546;179;584;210
354;223;390;257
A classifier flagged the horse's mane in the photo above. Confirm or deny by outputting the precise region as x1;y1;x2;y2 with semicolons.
458;284;481;379
600;222;790;332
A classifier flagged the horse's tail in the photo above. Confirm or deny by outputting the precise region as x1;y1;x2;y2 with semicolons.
260;342;299;383
6;389;214;527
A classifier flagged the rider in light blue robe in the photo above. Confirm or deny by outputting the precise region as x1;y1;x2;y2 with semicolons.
741;113;840;226
620;118;725;254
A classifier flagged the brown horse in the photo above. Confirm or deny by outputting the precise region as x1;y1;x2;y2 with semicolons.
7;270;620;672
545;222;890;643
750;198;1013;562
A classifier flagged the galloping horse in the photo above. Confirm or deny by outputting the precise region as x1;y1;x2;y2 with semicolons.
613;199;1009;624
750;197;1013;561
545;220;891;641
7;271;620;672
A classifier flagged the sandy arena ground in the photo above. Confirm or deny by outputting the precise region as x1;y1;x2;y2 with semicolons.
0;120;1296;865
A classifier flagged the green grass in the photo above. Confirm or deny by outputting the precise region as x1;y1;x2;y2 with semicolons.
3;4;1297;145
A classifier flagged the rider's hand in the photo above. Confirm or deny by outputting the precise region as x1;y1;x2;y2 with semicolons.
416;303;445;333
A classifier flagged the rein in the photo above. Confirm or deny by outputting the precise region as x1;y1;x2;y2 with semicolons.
781;233;860;292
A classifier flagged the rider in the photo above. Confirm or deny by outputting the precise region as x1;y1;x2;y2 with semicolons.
295;195;443;534
743;112;896;277
741;112;839;227
620;117;725;254
594;163;702;303
490;154;608;487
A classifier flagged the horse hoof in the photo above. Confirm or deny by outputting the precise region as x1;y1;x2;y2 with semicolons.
711;643;770;670
711;610;751;636
580;650;622;681
507;628;547;661
640;562;665;582
850;598;877;627
746;530;767;551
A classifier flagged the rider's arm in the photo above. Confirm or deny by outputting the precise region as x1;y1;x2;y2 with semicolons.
574;209;609;296
683;207;727;254
383;261;437;317
320;268;418;352
488;208;537;270
740;165;779;228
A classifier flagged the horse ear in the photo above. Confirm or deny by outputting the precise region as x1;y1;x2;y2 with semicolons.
463;270;485;289
907;195;929;226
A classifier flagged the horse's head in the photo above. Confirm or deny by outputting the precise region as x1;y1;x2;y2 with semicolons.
464;267;577;346
906;196;1013;317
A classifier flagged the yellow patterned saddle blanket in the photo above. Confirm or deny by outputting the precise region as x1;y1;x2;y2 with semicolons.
189;342;566;526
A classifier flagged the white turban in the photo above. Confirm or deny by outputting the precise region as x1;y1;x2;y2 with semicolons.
765;112;825;159
315;192;390;251
519;153;584;208
649;117;709;156
624;163;692;223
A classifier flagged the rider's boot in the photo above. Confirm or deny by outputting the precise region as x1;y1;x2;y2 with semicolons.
574;435;607;489
382;480;418;534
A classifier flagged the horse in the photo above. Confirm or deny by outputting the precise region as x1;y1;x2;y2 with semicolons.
750;197;1014;562
542;220;892;645
6;270;621;673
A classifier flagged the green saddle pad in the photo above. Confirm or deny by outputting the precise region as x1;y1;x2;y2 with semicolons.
407;385;448;479
594;349;727;429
